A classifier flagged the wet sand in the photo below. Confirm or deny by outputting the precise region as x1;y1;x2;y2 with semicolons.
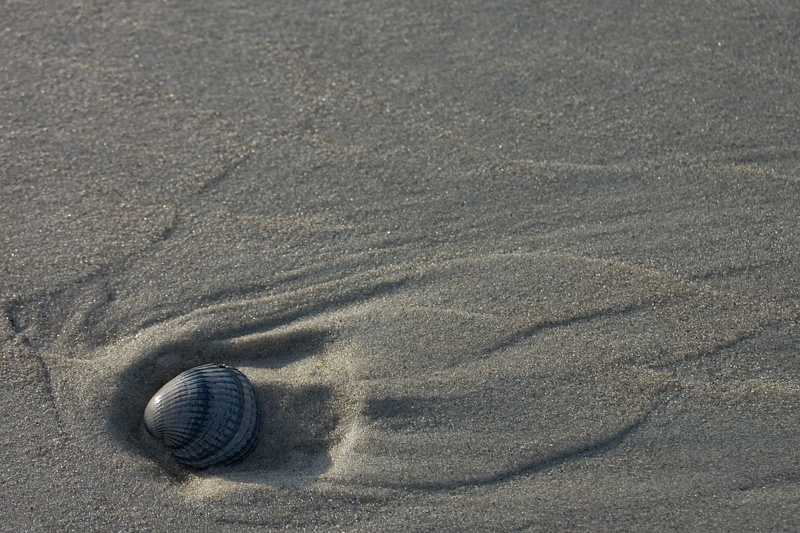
2;1;799;530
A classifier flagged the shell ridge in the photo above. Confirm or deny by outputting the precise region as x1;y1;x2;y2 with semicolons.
185;368;256;467
163;371;213;452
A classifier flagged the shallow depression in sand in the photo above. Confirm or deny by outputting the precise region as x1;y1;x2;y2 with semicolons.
62;252;763;498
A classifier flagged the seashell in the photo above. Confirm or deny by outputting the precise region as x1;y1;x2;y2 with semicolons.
144;363;260;468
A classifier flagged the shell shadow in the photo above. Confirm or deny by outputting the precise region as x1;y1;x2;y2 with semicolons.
107;326;336;483
229;383;337;483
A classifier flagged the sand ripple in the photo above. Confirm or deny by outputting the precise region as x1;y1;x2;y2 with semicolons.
52;252;767;503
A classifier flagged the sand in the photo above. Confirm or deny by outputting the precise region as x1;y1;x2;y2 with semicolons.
2;0;799;530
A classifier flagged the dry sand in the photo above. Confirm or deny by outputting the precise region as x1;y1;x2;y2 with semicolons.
2;1;799;530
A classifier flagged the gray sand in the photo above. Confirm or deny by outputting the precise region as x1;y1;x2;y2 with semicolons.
2;1;799;530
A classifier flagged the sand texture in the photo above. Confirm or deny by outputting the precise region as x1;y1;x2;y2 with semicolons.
2;1;799;530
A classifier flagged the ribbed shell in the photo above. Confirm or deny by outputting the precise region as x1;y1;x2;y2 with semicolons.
144;363;260;468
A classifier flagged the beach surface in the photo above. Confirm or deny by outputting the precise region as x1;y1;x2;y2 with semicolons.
2;1;799;530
